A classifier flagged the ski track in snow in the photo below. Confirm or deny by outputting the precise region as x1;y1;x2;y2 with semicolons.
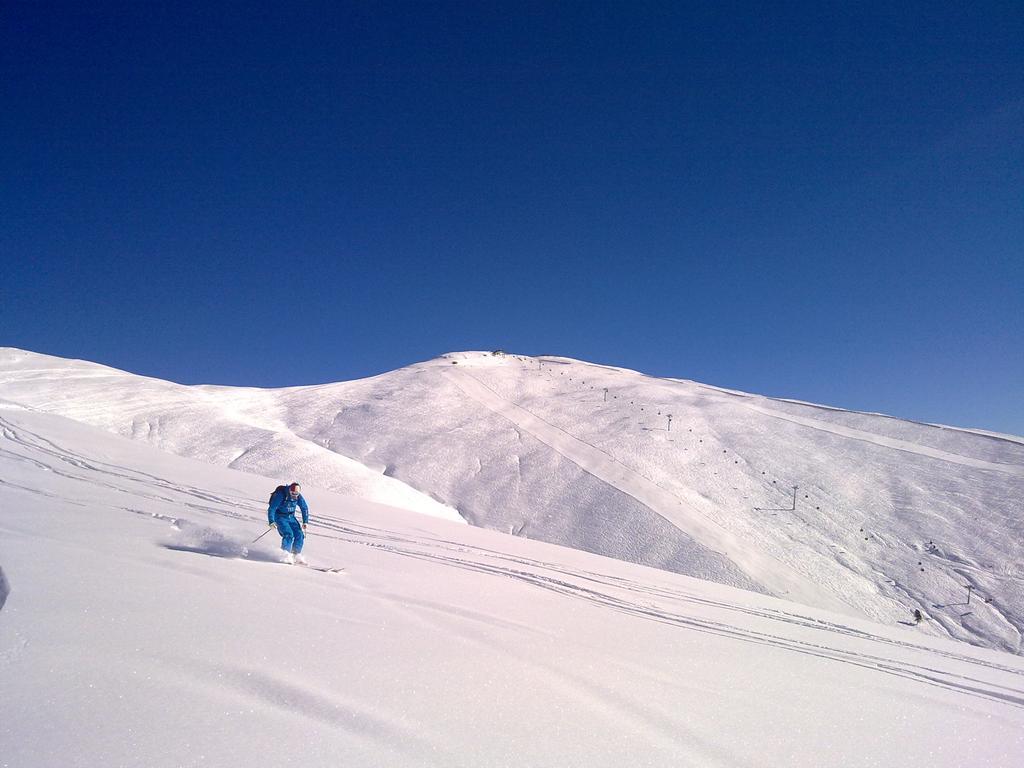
184;660;450;760
0;415;262;517
277;508;1024;710
742;403;1024;477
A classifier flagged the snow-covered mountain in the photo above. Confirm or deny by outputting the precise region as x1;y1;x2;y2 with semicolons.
1;347;1022;655
2;399;1024;767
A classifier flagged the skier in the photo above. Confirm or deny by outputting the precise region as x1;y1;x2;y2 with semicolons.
267;482;309;564
913;609;923;624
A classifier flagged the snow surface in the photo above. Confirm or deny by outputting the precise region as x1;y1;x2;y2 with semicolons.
0;348;463;523
2;405;1024;767
1;347;1022;655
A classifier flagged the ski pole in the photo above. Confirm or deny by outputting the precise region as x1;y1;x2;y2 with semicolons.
251;526;274;544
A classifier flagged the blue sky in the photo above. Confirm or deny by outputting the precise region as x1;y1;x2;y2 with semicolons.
2;2;1022;434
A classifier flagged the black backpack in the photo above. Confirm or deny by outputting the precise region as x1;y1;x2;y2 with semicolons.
269;484;288;504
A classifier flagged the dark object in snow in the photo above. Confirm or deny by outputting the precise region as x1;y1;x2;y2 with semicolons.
0;566;9;612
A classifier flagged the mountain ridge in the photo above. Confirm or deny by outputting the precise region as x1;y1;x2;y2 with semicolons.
1;346;1021;653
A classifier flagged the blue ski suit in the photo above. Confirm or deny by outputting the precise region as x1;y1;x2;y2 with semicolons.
268;487;310;554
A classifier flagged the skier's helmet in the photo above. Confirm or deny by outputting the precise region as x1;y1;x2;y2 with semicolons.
288;483;300;498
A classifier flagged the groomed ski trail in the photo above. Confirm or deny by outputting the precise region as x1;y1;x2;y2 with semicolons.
447;368;855;616
743;403;1024;478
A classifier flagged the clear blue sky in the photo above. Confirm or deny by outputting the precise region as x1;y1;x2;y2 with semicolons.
2;2;1022;434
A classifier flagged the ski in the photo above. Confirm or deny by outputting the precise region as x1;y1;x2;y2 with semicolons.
287;559;346;574
303;564;346;574
242;554;345;574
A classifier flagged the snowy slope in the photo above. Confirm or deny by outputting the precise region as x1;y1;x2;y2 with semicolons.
1;347;1022;655
0;348;462;523
2;405;1024;767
